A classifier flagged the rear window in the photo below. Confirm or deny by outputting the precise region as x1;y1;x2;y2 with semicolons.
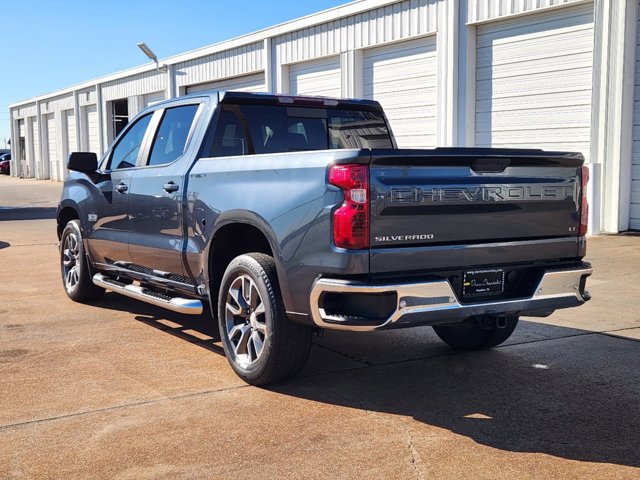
210;104;393;157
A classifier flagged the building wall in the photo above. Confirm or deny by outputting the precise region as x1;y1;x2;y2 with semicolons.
630;0;640;229
274;0;439;65
8;0;638;234
175;42;264;88
102;70;166;102
467;0;588;23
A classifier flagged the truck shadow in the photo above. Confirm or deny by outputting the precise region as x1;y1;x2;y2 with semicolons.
90;292;224;355
0;207;57;221
280;323;640;468
88;293;640;467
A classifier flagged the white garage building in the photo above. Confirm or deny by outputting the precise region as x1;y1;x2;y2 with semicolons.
7;0;639;234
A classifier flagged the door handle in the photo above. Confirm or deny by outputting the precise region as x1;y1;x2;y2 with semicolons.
163;182;179;193
115;182;128;193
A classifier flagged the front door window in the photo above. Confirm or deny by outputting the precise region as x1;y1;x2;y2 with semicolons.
108;113;152;170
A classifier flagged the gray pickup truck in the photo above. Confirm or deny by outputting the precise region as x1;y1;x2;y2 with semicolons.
57;92;592;385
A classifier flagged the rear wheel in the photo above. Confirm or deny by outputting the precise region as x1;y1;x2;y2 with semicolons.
433;315;519;350
218;253;312;386
60;220;105;302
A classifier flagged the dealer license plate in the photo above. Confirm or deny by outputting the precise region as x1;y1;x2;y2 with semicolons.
463;269;505;298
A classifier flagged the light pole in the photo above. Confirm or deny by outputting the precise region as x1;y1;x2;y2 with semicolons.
137;42;167;72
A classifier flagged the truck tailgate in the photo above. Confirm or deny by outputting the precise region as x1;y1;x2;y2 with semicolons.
369;148;584;272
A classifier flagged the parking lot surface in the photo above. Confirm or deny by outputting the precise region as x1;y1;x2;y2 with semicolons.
1;175;639;479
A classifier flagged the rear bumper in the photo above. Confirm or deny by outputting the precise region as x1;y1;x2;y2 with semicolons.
309;264;592;332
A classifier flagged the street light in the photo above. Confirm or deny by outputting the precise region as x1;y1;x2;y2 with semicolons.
137;42;167;71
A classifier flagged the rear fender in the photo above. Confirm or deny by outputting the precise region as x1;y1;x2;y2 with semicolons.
202;210;291;310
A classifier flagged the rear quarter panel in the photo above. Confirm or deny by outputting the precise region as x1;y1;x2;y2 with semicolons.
186;149;370;315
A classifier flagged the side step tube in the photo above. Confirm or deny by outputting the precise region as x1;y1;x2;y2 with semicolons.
93;273;203;315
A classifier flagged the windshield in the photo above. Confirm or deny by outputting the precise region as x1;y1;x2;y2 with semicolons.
210;103;393;157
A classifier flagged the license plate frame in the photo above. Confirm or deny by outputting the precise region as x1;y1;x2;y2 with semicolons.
462;268;505;299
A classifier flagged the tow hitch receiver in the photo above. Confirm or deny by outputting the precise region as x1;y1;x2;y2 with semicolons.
475;314;511;329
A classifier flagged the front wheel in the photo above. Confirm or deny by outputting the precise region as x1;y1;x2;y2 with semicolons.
60;220;105;302
433;315;519;350
218;253;312;386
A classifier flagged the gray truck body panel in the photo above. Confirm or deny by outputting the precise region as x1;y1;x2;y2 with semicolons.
57;92;591;330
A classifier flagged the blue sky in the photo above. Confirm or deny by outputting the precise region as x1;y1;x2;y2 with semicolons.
0;0;348;146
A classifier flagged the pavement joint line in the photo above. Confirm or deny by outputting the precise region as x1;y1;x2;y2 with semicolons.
2;325;636;434
312;341;374;367
3;243;58;247
331;331;598;372
300;332;601;381
0;384;250;432
599;332;640;343
498;331;594;347
309;326;640;379
484;325;640;349
310;378;424;480
315;326;640;373
594;326;640;333
300;361;374;379
1;326;633;428
408;432;424;480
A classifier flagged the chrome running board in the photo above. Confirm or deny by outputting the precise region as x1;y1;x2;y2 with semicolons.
93;273;203;315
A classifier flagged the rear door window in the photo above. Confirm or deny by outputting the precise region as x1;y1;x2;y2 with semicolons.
146;105;199;166
210;107;249;157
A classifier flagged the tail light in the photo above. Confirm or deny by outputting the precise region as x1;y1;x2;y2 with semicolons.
579;165;589;236
328;164;369;249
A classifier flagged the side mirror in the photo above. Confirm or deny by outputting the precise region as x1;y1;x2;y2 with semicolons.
67;152;98;173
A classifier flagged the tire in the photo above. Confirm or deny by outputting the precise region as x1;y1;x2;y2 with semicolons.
217;253;312;386
60;220;105;302
433;315;519;350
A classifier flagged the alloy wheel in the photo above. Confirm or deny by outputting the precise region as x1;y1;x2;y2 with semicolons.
62;232;80;291
225;274;268;367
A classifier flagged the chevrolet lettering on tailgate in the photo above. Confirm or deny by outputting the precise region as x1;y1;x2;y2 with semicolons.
390;185;575;204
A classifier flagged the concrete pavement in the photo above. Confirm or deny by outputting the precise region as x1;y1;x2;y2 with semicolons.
1;174;639;479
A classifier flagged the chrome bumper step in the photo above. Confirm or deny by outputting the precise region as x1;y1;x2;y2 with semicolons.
93;273;203;315
310;265;593;332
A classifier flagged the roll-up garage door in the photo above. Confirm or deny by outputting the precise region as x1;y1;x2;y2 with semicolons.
475;4;594;158
631;2;640;230
363;37;437;149
32;118;40;176
64;111;77;178
63;110;77;179
46;114;58;181
186;72;266;95
65;110;78;153
289;56;341;97
143;92;165;108
85;105;100;156
18;120;25;177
